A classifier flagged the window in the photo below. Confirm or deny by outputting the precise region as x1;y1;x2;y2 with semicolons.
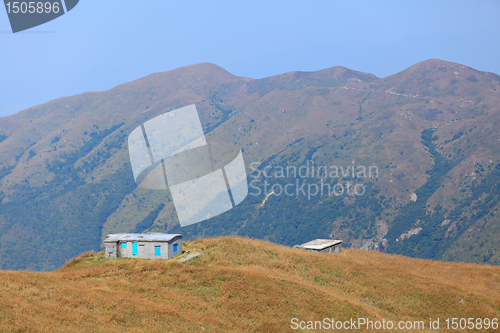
173;243;178;252
155;246;161;256
132;242;138;255
121;242;127;249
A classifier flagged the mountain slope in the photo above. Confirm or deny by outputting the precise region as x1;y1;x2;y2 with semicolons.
1;59;500;270
1;237;499;332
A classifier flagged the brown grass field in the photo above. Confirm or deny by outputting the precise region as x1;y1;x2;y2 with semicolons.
0;237;499;332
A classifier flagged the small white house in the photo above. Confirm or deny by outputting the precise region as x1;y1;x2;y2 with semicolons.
104;233;182;259
296;239;342;253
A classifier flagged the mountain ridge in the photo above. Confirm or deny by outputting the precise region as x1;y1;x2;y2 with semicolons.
1;59;500;270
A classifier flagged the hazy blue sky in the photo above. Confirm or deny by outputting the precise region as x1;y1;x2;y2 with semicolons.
1;1;499;117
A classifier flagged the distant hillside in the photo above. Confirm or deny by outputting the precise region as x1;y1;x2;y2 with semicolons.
1;59;500;270
0;237;499;332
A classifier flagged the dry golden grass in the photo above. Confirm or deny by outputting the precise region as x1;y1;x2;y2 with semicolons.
0;237;499;332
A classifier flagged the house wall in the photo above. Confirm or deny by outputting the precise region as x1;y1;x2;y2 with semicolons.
166;237;182;259
318;244;342;253
104;242;118;259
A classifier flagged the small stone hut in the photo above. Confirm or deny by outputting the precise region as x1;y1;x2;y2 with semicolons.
104;233;182;259
296;239;342;253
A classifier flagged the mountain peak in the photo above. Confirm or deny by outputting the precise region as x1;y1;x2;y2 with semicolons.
167;62;236;78
404;58;462;73
375;58;500;97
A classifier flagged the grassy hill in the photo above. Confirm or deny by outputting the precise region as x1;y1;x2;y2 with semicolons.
0;237;499;332
1;59;500;270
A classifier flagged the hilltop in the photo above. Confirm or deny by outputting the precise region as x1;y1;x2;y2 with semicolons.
0;59;500;270
1;237;499;332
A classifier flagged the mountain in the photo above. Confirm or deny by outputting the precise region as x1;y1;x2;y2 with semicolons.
1;237;499;332
1;59;500;270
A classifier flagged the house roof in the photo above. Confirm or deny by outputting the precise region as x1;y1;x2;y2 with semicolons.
297;239;342;250
104;233;182;243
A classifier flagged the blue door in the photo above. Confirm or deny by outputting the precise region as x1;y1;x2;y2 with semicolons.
132;242;138;255
173;243;178;252
155;246;161;256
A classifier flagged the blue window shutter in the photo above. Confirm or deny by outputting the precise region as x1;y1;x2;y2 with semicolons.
173;243;178;252
155;246;161;256
132;242;138;255
121;243;127;249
